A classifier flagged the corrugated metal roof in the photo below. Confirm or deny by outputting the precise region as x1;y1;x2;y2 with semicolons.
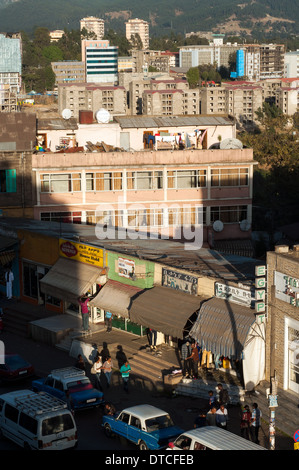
114;115;233;129
189;297;256;357
37;118;78;131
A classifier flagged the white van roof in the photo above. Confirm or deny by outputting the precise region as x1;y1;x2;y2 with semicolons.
0;390;68;417
179;426;266;450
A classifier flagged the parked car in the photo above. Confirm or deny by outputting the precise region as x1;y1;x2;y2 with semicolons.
32;367;104;411
102;404;183;450
0;353;35;383
170;426;266;450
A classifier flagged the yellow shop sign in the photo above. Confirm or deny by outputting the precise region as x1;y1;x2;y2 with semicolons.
59;239;104;267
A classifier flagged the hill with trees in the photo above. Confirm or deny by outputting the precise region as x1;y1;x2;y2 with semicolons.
0;0;298;38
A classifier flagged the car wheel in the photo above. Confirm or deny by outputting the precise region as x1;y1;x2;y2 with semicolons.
139;440;148;450
104;423;112;438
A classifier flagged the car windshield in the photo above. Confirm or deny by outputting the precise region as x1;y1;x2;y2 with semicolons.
5;355;30;371
67;378;93;393
145;414;174;432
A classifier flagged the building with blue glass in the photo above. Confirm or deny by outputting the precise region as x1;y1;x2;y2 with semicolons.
82;40;118;84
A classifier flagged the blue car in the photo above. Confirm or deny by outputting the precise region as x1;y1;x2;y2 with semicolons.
32;367;104;411
102;404;183;450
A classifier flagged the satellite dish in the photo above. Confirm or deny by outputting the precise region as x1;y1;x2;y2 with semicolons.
95;108;110;124
213;220;224;232
62;108;72;120
220;138;243;150
240;219;251;231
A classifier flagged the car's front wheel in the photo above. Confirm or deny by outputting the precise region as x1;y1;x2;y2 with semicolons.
104;423;112;438
139;440;148;450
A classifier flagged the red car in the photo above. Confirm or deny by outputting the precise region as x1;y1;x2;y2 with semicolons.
0;353;35;382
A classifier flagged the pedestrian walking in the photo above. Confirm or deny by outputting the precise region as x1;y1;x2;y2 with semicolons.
120;360;131;393
250;403;262;444
78;295;90;332
217;383;229;407
181;341;191;378
206;406;217;426
93;356;103;391
99;342;110;363
101;356;113;388
105;311;113;332
240;405;251;440
216;404;228;430
148;328;157;350
194;410;206;428
116;345;127;368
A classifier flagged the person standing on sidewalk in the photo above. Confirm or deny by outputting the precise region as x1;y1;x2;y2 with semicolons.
240;405;251;440
93;355;103;391
181;341;191;378
250;403;262;444
101;356;113;388
120;360;131;393
78;295;90;332
5;268;14;300
216;404;228;430
187;342;200;379
105;311;113;332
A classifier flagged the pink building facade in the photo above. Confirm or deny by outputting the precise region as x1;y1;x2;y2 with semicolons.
32;147;255;245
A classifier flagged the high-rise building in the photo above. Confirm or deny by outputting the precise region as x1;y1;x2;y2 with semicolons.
82;40;118;84
0;33;22;93
80;17;105;40
125;18;149;50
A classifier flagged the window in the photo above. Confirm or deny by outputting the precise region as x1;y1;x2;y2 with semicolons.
130;416;141;429
211;168;249;187
0;169;16;193
54;380;64;392
210;205;248;223
40;212;81;224
40;173;81;193
23;262;38;299
86;172;122;191
167;170;206;189
42;414;74;436
168;206;206;226
119;412;130;424
19;413;38;434
127;171;163;190
4;404;19;423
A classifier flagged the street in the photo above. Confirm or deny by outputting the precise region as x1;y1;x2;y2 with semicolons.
0;331;294;454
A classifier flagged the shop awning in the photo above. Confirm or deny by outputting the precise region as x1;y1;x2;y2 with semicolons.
129;286;205;338
0;236;17;266
40;257;105;303
189;297;256;358
89;280;143;318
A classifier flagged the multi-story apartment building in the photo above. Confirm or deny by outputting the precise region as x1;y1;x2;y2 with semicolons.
132;50;179;74
179;36;239;70
80;17;105;40
81;40;118;84
0;85;18;112
127;77;199;116
232;44;285;81
0;33;22;93
49;30;64;42
51;61;85;85
125;18;149;50
284;50;299;78
58;82;126;120
32;145;255;245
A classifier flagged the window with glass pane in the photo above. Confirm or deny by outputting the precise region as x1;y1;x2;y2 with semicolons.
23;262;38;299
40;174;50;192
154;171;163;189
211;205;247;223
177;170;198;189
136;172;152;190
211;168;249;186
146;208;163;226
50;174;71;192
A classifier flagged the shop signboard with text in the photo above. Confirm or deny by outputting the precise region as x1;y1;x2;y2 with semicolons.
59;239;104;267
162;268;198;295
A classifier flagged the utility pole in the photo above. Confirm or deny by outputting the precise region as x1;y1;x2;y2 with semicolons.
268;371;278;450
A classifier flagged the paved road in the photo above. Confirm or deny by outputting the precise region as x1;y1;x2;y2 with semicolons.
0;332;294;454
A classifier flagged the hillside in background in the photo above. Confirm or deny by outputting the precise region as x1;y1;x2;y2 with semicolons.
0;0;298;39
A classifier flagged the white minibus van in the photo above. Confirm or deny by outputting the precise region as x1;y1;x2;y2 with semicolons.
171;426;266;450
0;389;77;450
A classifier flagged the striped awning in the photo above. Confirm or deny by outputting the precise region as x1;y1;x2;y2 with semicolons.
0;250;15;266
189;297;256;358
89;280;143;318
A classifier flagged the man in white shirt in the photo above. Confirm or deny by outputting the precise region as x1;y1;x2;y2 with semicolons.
216;404;228;430
5;269;14;299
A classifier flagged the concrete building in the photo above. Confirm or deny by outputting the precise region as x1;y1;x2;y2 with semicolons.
125;18;149;50
0;33;22;93
80;17;105;40
284;50;299;78
179;36;239;70
51;61;85;85
49;30;64;42
266;245;299;398
232;44;285;81
58;82;126;120
132;50;179;74
81;39;118;84
0;85;18;113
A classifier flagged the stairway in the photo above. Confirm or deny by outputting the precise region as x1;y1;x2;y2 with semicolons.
1;302;52;337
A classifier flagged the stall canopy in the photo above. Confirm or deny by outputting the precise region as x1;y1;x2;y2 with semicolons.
89;279;143;318
40;257;105;303
189;297;256;358
129;286;205;338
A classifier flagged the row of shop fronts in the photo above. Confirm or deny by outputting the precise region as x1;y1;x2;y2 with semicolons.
0;229;298;395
